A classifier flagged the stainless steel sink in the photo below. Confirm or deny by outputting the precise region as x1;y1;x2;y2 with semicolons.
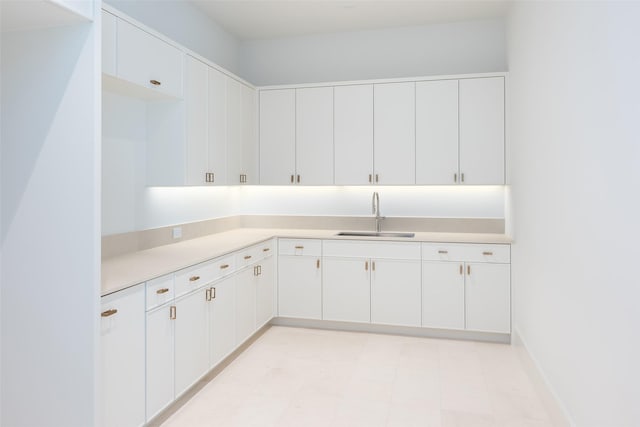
336;231;415;238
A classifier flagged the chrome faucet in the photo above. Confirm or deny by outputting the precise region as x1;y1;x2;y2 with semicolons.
372;192;385;232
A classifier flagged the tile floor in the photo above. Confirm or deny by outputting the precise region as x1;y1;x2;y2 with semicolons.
162;326;553;427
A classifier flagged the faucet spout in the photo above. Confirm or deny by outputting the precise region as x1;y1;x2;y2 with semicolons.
372;192;384;232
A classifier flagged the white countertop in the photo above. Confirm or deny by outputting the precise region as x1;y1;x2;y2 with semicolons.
101;228;512;296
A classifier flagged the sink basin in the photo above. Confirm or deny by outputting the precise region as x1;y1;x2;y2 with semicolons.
336;231;415;238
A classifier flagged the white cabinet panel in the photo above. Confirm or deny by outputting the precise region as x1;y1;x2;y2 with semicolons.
146;304;175;421
323;240;420;260
235;267;257;344
102;11;116;76
256;257;275;327
185;56;208;185
208;67;228;185
422;262;465;330
279;238;322;256
208;275;236;368
334;85;374;185
416;80;459;185
259;89;296;185
459;77;505;184
323;257;370;323
100;285;145;427
241;84;259;184
278;255;322;319
174;288;209;397
296;87;334;185
226;77;243;184
465;263;511;333
371;259;421;327
116;19;183;98
374;82;415;184
422;243;511;263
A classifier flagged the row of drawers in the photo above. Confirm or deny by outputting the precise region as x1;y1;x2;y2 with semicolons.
146;239;274;310
279;239;510;263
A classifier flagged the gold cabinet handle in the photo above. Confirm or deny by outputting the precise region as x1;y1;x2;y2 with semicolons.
459;264;463;275
482;251;494;256
295;245;304;249
206;288;212;301
375;174;379;183
150;79;161;86
297;174;300;183
244;255;252;260
368;174;372;183
211;287;216;299
189;275;200;282
170;305;176;320
101;309;118;317
263;248;270;252
316;259;320;269
156;288;169;295
467;265;471;275
461;173;465;183
454;173;458;183
220;264;229;269
365;261;369;271
258;265;262;275
290;174;294;183
254;266;259;276
372;261;376;271
438;250;448;254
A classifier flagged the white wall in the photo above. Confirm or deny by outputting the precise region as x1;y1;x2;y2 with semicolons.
105;0;241;75
240;19;506;86
1;14;100;427
507;2;640;426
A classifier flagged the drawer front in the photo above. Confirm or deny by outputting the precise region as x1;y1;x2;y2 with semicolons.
255;239;275;259
422;243;510;263
236;245;261;268
175;261;216;297
211;255;236;278
323;240;421;260
146;274;174;310
278;239;322;256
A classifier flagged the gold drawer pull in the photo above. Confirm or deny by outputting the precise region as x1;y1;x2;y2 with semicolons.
365;261;369;271
295;245;304;249
150;79;161;86
459;265;463;275
263;248;270;252
220;264;229;269
101;309;118;317
482;251;494;256
467;265;471;275
189;275;200;282
170;306;176;320
156;288;169;295
244;255;252;260
438;250;448;254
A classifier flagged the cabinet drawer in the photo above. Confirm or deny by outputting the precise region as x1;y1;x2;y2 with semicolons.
146;274;174;310
211;254;236;278
323;240;421;260
236;245;261;268
278;239;322;256
175;261;216;297
256;239;275;259
422;243;510;263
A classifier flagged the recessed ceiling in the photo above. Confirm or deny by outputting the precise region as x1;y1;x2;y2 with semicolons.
190;1;510;41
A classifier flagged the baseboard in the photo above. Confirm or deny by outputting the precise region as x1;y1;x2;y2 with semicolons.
512;326;574;427
272;317;511;343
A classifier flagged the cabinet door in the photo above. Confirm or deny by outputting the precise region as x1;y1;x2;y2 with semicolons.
259;89;296;185
174;288;209;397
208;67;227;185
185;56;209;185
226;77;243;184
296;87;334;185
374;82;415;184
323;257;370;323
416;80;459;185
371;259;421;327
117;19;183;98
241;84;259;184
278;255;322;319
209;275;236;368
100;285;145;427
465;263;510;333
422;262;465;330
334;85;373;185
459;77;505;184
235;267;257;344
146;304;175;421
256;257;275;327
102;11;116;76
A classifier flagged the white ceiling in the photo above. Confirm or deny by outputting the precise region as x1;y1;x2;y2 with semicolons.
190;0;510;41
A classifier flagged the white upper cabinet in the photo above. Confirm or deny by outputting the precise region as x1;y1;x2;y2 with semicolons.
374;82;416;185
259;89;296;185
102;11;116;76
185;56;209;186
334;84;374;185
116;19;183;99
241;84;259;184
459;77;505;184
416;80;459;185
295;87;334;185
227;79;258;184
207;67;228;185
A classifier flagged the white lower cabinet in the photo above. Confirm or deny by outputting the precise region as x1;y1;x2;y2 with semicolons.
422;262;465;330
278;255;322;319
370;259;421;327
323;257;371;323
174;287;210;397
465;263;511;333
146;303;175;421
208;275;236;368
256;256;275;328
100;285;145;427
234;267;257;345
